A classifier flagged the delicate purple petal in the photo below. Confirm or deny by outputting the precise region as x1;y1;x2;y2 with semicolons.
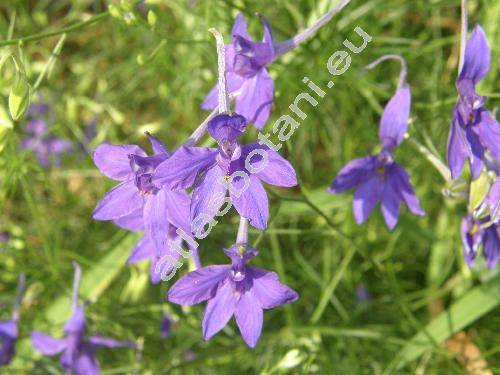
168;265;230;306
144;192;169;252
249;267;299;309
146;132;169;156
114;209;144;232
26;119;47;136
165;190;192;234
231;175;269;230
242;143;297;187
202;280;236;341
88;335;136;349
389;164;425;216
261;15;274;49
380;183;401;230
483;226;499;269
328;156;375;193
0;320;17;339
191;166;227;227
447;112;469;180
232;13;252;40
92;180;143;221
74;346;100;375
379;85;411;151
486;179;500;222
353;176;383;224
466;126;484;180
475;110;500;160
234;68;274;129
30;331;67;356
153;147;218;190
235;291;263;348
207;114;247;145
458;25;491;84
127;236;154;263
64;307;85;333
160;314;171;339
460;216;481;266
93;144;145;181
150;240;182;284
0;336;15;366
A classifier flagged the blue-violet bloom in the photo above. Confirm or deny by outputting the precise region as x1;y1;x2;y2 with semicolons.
461;215;499;269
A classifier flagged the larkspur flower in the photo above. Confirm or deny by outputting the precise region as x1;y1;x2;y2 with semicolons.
202;1;351;129
447;25;500;180
461;215;499;269
20;104;72;167
0;274;24;367
153;113;297;231
328;85;425;229
92;133;191;252
485;178;499;223
202;14;275;129
168;245;298;347
31;263;135;375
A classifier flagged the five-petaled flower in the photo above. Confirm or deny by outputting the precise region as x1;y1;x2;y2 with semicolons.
328;85;425;229
153;113;297;233
447;25;500;180
31;264;136;375
202;14;275;129
168;244;298;348
92;133;191;252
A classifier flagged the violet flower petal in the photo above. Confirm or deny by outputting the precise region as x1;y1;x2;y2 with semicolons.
167;265;230;306
447;113;469;180
328;156;375;194
92;180;143;221
458;25;491;84
113;209;144;232
353;176;383;224
379;85;411;151
144;191;170;252
475;110;500;160
153;146;218;190
146;132;169;156
202;280;236;341
231;175;269;230
234;68;274;129
380;183;401;230
88;336;136;349
235;291;263;348
93;144;146;181
466;126;484;180
191;166;228;227
248;267;299;309
74;346;100;375
389;164;425;216
127;236;154;264
483;226;500;269
201;72;246;110
30;331;67;356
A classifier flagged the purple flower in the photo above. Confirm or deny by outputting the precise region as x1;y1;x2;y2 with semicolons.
168;245;298;348
461;215;499;269
485;178;499;223
31;264;135;375
202;14;275;129
92;133;192;252
160;314;170;339
447;26;500;180
153;114;297;232
20;104;72;167
0;320;17;366
328;86;425;229
0;274;25;367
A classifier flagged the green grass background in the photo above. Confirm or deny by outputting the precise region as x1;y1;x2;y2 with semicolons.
0;0;499;373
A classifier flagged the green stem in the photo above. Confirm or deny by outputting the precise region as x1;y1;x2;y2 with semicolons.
0;12;109;47
407;136;451;182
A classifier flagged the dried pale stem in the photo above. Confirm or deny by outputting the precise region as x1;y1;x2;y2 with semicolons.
236;216;249;244
365;54;407;90
72;261;82;312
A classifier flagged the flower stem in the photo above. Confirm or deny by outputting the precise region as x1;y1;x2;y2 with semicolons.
236;216;249;244
208;28;229;114
273;0;351;57
0;12;109;47
12;273;25;323
183;107;218;147
407;136;451;182
365;54;407;90
72;261;82;312
458;0;468;74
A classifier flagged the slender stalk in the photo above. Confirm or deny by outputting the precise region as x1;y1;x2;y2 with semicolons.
33;33;66;90
0;12;109;47
365;54;407;90
407;136;451;182
273;0;351;57
12;273;25;322
72;261;82;312
458;0;468;74
208;28;229;113
236;216;249;244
